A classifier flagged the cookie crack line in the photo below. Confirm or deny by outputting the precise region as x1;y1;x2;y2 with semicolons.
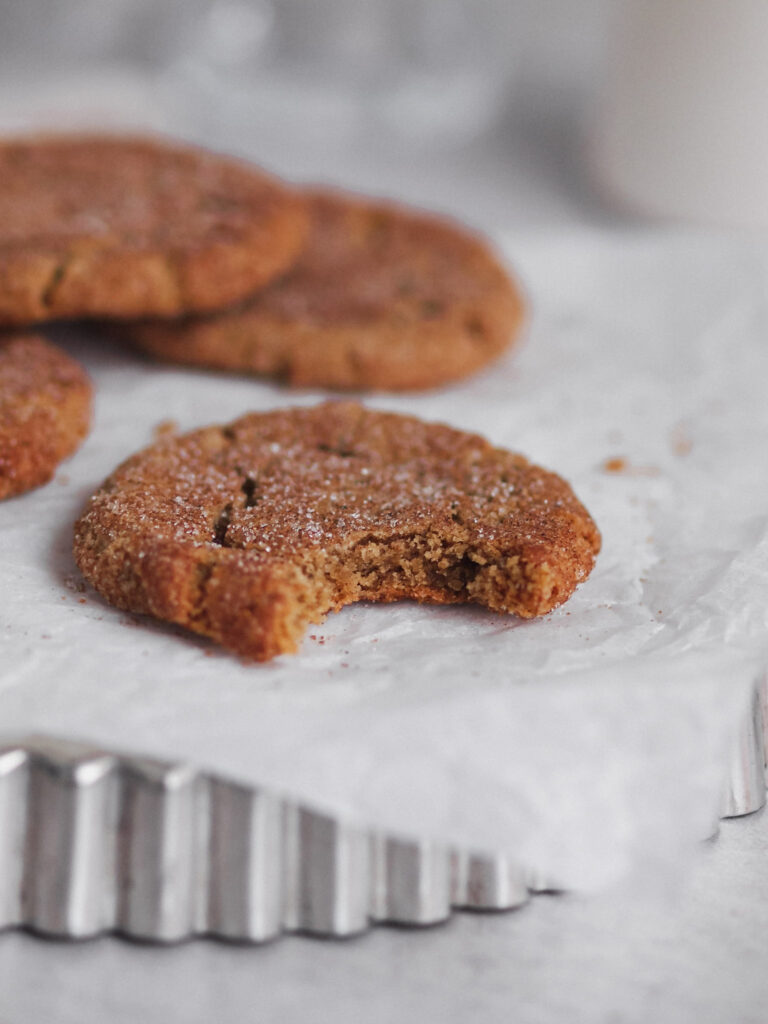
209;476;262;547
212;503;233;546
241;476;260;508
73;402;601;661
40;256;72;310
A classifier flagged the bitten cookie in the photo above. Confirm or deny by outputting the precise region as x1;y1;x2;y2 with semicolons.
0;134;307;325
123;190;525;391
74;402;600;660
0;333;92;499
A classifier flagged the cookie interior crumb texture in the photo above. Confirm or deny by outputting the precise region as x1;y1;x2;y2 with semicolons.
0;333;92;500
0;134;308;324
123;189;526;391
74;403;601;661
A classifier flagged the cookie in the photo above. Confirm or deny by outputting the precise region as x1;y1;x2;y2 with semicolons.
0;134;307;325
0;333;92;499
74;402;600;660
122;190;525;391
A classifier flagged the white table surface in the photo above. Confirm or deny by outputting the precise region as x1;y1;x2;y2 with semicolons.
2;36;767;1021
1;810;765;1024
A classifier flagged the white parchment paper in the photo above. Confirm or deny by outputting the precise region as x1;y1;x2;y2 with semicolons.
1;231;766;889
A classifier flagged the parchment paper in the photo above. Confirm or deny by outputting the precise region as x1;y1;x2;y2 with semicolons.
2;229;766;889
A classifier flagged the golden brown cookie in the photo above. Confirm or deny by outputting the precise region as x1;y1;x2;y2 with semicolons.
0;333;92;499
74;402;600;660
0;134;307;325
123;190;525;391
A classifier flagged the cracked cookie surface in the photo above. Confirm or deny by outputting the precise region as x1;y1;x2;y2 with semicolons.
74;402;600;661
123;189;525;391
0;134;307;325
0;333;92;499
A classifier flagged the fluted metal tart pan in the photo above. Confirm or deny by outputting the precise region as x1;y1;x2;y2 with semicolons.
0;677;764;944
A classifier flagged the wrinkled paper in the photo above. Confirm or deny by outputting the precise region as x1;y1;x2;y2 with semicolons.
2;231;766;889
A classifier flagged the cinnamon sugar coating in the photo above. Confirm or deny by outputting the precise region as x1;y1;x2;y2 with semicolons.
123;190;525;391
0;333;92;499
0;134;307;325
74;403;600;661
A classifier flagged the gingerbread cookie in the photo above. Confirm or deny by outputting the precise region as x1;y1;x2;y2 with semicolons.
0;134;307;325
74;402;600;660
0;333;92;499
123;190;525;391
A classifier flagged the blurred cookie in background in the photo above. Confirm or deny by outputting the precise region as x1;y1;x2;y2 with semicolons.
0;134;308;325
0;333;92;499
121;189;526;391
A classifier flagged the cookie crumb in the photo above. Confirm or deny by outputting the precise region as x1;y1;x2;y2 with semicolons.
670;423;693;456
153;419;179;441
602;456;660;477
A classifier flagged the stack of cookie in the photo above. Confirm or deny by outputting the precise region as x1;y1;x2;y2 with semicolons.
0;133;600;660
0;134;308;499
